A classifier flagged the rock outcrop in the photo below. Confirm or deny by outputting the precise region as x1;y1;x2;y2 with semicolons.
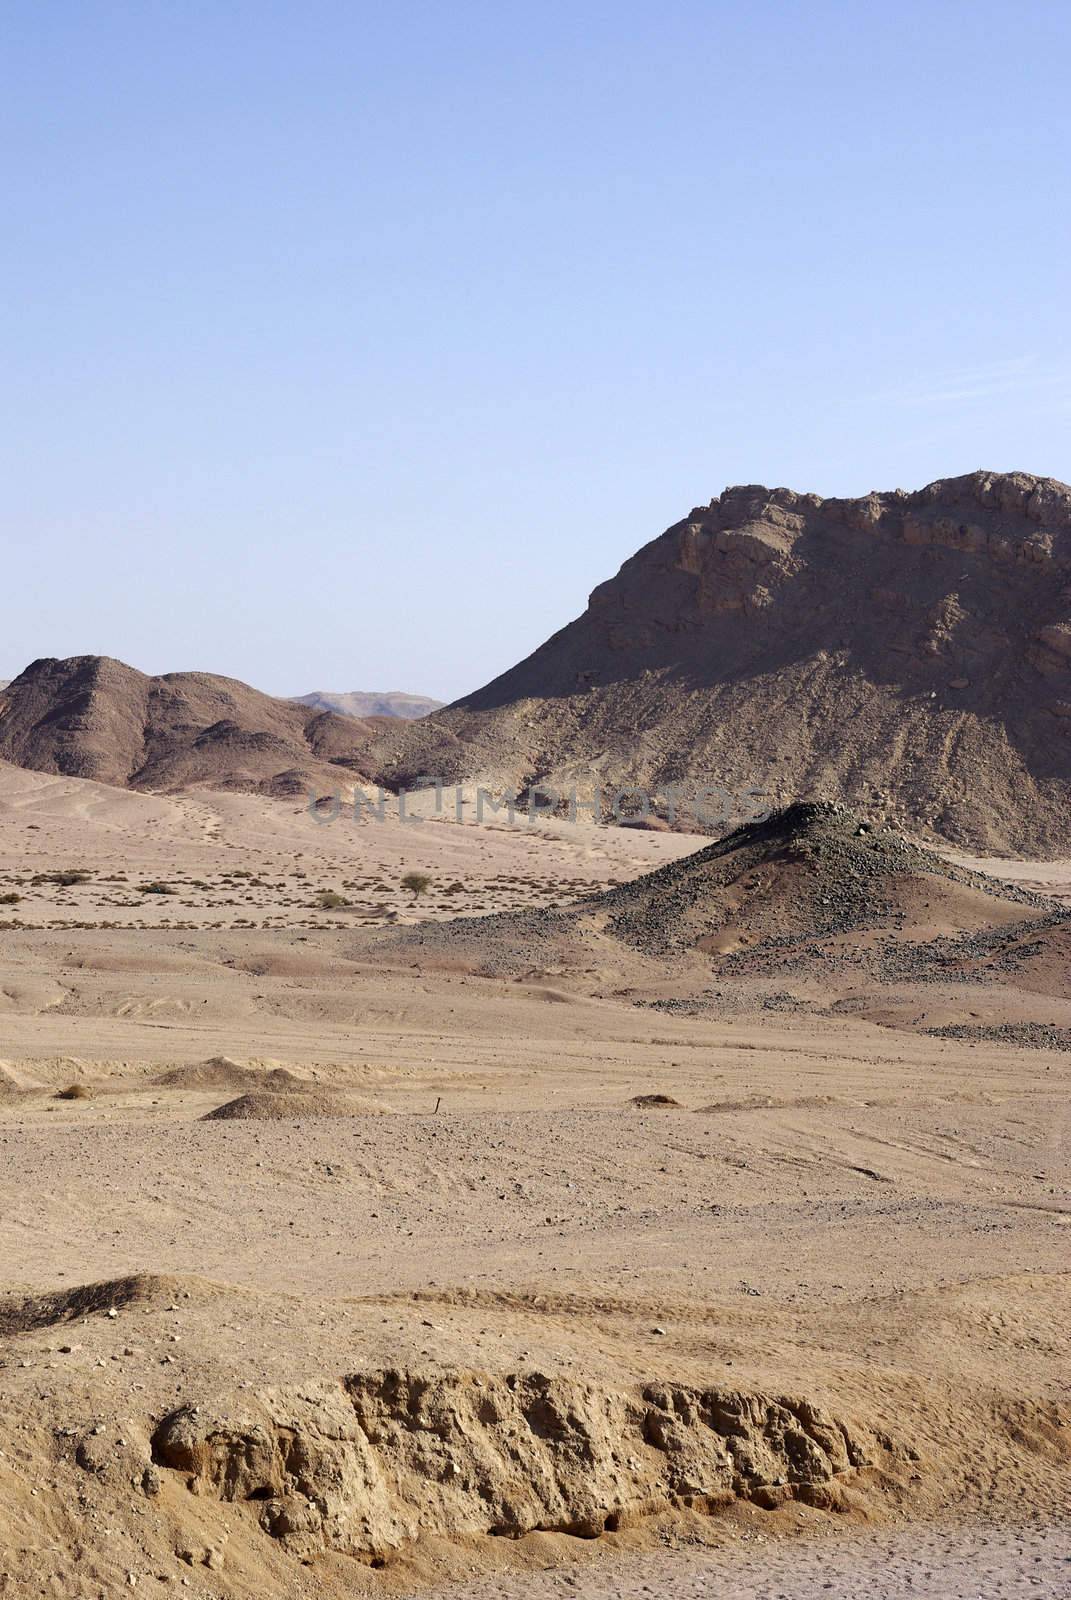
369;471;1071;854
152;1369;902;1561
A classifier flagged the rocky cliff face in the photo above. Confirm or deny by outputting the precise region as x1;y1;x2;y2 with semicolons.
151;1368;900;1561
4;475;1069;852
370;472;1071;855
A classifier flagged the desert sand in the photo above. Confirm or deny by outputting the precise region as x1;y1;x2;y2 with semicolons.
0;762;1068;1597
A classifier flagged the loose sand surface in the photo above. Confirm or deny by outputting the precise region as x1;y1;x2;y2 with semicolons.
403;1523;1069;1600
404;1522;1071;1598
0;766;1068;1598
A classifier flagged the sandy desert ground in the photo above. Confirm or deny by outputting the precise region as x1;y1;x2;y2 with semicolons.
0;762;1068;1598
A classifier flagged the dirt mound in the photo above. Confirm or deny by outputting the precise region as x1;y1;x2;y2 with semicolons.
0;655;386;794
0;1273;217;1336
697;1094;845;1113
0;1059;45;1095
366;471;1071;854
201;1090;390;1121
153;1056;307;1092
152;1368;905;1560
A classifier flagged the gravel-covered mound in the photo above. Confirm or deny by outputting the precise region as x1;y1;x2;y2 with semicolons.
596;802;1046;957
202;1091;390;1121
377;802;1065;990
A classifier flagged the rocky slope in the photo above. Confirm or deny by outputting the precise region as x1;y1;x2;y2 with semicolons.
292;689;443;720
370;471;1071;855
0;656;382;795
591;801;1048;956
389;802;1070;993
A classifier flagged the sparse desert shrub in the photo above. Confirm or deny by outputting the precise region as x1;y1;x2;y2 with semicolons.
400;871;432;900
0;892;20;905
35;869;90;887
317;889;349;910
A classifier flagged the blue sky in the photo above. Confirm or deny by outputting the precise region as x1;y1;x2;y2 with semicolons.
2;1;1069;700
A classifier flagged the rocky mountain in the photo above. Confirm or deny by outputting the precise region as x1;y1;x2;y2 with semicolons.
0;656;382;795
370;471;1071;855
292;689;443;721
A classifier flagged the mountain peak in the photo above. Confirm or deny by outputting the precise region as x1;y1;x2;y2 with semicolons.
366;470;1071;854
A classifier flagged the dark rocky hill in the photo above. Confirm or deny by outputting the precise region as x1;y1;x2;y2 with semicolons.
368;471;1071;854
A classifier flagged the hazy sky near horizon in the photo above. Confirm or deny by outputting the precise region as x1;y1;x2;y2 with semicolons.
3;2;1069;702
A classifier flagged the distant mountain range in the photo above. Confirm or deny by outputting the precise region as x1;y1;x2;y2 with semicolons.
291;690;443;721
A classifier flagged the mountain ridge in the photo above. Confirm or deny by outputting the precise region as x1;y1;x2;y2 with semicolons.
0;655;381;795
365;469;1071;855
